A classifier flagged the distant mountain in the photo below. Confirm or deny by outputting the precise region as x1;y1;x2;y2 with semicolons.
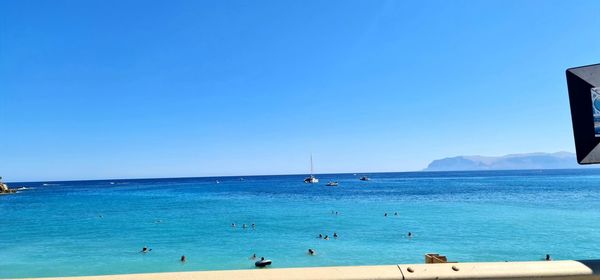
424;152;581;171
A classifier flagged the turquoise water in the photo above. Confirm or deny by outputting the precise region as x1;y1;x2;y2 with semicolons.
2;169;600;278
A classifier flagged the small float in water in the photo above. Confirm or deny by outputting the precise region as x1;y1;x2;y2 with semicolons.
359;176;370;181
255;258;272;268
326;181;338;187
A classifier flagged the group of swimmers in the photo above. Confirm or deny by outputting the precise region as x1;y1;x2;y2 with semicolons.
140;210;409;267
382;212;413;238
317;232;338;240
231;223;256;229
140;247;187;263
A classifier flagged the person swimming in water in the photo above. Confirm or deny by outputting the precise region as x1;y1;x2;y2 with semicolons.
231;223;236;227
324;235;330;240
333;232;338;238
545;254;552;261
384;213;388;217
408;232;412;238
243;224;247;229
318;234;323;239
250;253;257;260
180;255;186;263
252;223;256;229
308;249;316;255
141;246;152;253
394;212;398;216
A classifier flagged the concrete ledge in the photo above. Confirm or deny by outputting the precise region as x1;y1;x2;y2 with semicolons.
16;260;600;280
399;260;599;280
20;265;403;280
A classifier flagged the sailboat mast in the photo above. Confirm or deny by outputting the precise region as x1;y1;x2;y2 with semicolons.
310;154;314;176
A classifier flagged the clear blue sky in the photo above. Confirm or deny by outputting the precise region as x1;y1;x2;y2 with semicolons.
1;0;599;181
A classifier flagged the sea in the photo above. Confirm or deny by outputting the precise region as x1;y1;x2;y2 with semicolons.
2;169;600;279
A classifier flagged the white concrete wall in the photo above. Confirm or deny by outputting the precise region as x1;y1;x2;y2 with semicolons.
17;260;600;280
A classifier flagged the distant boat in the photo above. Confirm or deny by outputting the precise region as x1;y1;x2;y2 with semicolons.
304;154;319;184
359;176;369;181
326;181;338;187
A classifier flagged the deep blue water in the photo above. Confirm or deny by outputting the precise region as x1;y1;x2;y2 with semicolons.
2;169;600;278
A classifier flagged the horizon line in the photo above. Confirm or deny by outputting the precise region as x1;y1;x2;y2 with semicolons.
6;167;597;184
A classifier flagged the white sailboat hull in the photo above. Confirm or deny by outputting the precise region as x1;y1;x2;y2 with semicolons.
304;177;319;184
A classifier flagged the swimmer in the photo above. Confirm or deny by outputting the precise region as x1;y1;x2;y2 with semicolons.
231;223;236;227
141;246;152;253
394;212;398;216
318;234;323;239
333;232;338;238
243;224;247;229
408;232;412;238
335;211;338;215
252;223;256;229
384;213;388;217
308;249;316;255
324;235;330;240
545;254;551;261
180;255;186;263
250;253;257;260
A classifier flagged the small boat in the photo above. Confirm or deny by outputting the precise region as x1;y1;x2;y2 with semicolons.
304;175;318;184
255;258;272;267
326;181;338;187
303;154;319;184
359;176;370;181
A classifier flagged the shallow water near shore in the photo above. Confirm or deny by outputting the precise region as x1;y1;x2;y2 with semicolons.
2;169;600;278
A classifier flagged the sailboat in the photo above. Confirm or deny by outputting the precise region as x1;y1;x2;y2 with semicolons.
304;155;319;184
